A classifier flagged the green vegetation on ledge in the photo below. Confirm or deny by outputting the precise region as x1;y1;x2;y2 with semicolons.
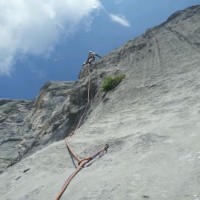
101;74;125;92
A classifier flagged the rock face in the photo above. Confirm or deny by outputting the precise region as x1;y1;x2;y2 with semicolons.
1;5;200;200
0;80;92;172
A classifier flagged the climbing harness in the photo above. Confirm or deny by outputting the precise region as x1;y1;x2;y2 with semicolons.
54;64;108;200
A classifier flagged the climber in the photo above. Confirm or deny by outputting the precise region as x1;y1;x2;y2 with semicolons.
82;51;101;66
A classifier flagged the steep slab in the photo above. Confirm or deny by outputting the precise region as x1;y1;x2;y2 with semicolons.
0;5;200;200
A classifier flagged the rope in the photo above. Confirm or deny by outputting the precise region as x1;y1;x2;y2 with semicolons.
69;102;89;137
54;64;108;200
65;139;81;164
87;66;91;102
54;144;108;200
69;65;91;137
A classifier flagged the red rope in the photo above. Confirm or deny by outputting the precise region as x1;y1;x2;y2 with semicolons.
54;145;108;200
54;65;108;200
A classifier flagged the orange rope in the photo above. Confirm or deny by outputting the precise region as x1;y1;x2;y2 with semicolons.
69;66;91;138
54;145;108;200
87;66;91;102
54;64;108;200
68;103;89;137
64;138;81;163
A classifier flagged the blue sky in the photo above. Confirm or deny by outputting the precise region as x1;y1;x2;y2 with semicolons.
0;0;199;100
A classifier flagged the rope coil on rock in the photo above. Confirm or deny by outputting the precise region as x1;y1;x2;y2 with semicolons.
54;64;108;200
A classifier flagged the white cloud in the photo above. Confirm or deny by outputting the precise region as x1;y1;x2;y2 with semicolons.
0;0;101;75
115;0;123;4
109;13;131;27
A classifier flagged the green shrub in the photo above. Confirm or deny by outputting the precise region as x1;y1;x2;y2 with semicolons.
101;74;125;92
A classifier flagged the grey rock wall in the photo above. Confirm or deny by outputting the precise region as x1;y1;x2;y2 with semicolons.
0;81;90;172
0;5;200;200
